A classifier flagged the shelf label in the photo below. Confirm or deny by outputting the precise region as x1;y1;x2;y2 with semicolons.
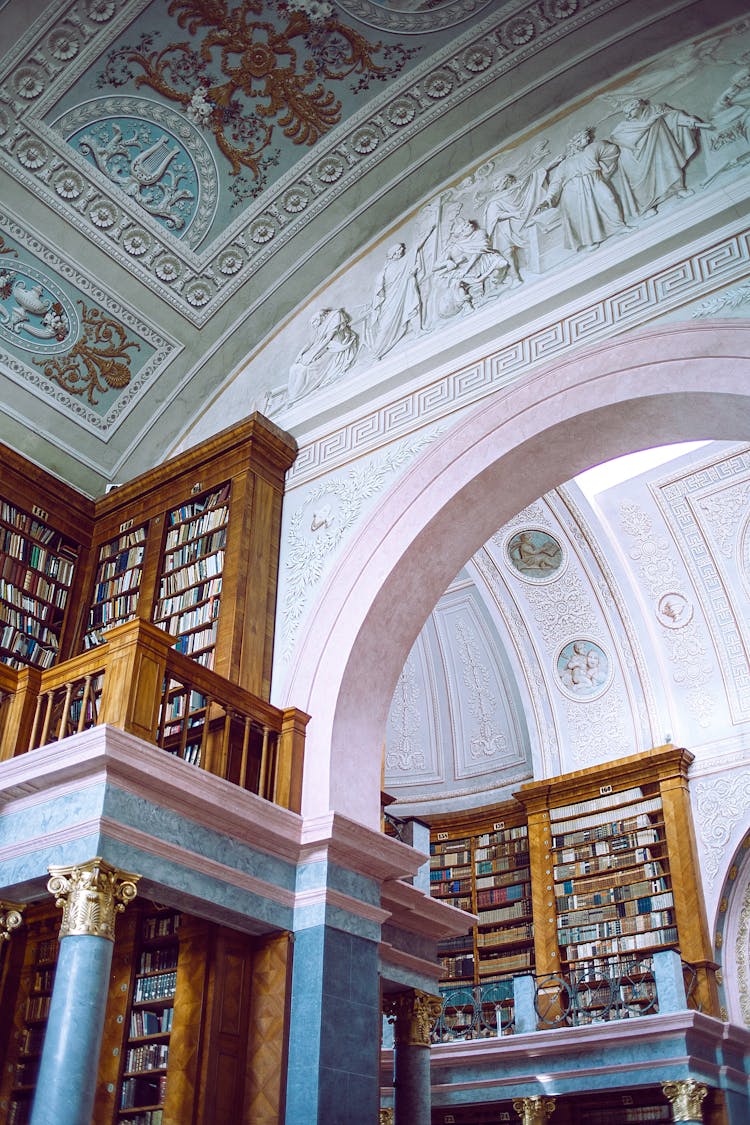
493;821;505;830
32;504;48;520
119;518;134;533
436;832;449;841
599;784;613;795
191;481;203;494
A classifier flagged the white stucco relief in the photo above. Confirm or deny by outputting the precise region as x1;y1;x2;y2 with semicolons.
693;770;750;888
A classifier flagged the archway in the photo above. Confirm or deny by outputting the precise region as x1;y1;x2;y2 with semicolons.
283;321;750;828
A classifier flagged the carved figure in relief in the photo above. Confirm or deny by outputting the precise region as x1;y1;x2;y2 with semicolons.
365;242;422;360
287;307;359;403
538;128;626;252
706;65;750;182
473;143;549;284
508;530;562;574
558;640;608;696
431;218;509;317
608;98;712;217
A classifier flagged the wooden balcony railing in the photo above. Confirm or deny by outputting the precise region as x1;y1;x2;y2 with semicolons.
0;620;308;813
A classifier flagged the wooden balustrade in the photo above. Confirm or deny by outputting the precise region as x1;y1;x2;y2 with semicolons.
0;620;309;813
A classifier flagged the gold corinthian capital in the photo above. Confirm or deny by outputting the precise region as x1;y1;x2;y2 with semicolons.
383;988;443;1046
0;900;24;941
512;1095;557;1124
662;1079;708;1122
47;857;140;940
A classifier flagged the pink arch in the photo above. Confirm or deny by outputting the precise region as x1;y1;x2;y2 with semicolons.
284;322;750;828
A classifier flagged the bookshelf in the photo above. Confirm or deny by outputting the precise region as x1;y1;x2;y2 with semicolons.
117;908;181;1125
550;783;675;968
152;482;230;668
430;833;475;981
475;822;533;979
84;524;147;650
0;910;59;1125
0;499;80;670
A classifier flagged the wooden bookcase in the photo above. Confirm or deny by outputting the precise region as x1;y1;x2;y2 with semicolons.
0;414;297;701
429;746;718;1016
0;906;60;1125
116;907;181;1125
0;447;94;671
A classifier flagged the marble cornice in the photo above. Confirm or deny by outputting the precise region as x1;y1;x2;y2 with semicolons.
300;810;426;883
381;877;476;940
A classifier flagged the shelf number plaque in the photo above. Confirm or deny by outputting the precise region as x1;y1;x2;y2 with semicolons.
600;784;613;795
493;821;505;830
436;832;449;841
119;519;134;533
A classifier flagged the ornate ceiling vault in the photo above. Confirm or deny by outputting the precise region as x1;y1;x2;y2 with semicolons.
1;0;745;492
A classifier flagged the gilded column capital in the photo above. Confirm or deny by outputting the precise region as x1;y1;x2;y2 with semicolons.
47;857;140;940
662;1079;708;1121
0;900;24;941
383;988;442;1046
512;1095;556;1124
379;1109;394;1125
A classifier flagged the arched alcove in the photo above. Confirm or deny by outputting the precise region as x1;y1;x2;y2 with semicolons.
283;321;750;828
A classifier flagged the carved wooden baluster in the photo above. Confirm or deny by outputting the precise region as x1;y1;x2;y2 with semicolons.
29;691;46;750
258;725;271;799
77;674;94;733
59;680;75;740
177;689;191;760
218;707;233;779
198;695;213;767
39;690;56;747
238;715;252;789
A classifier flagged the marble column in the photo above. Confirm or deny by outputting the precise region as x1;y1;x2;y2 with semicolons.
513;1095;557;1124
30;857;140;1125
384;988;442;1125
662;1080;708;1122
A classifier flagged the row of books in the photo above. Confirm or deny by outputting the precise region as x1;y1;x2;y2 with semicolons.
439;954;475;978
550;800;662;841
167;484;230;528
476;851;530;874
143;913;181;940
1;628;57;667
553;816;663;853
477;922;533;946
555;836;664;865
126;1042;169;1074
173;625;216;654
165;505;228;550
0;609;58;642
139;948;178;974
475;842;529;863
97;528;146;559
432;878;473;897
0;502;59;543
431;865;472;882
476;899;532;925
134;971;177;1003
478;949;533;974
158;551;224;596
0;530;76;584
0;572;68;610
557;874;669;904
558;909;674;945
475;880;529;902
120;1072;168;1109
554;851;665;881
96;546;145;582
130;1007;174;1037
430;846;471;867
558;892;674;929
156;578;222;618
120;1112;164;1125
88;592;139;628
32;968;55;992
156;597;219;637
561;926;678;960
92;568;142;603
549;785;647;821
477;825;528;846
24;995;51;1022
162;529;227;574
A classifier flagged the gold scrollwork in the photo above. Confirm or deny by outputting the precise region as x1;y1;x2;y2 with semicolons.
47;857;140;941
383;988;443;1047
111;0;412;177
512;1095;557;1124
0;900;25;941
662;1079;708;1122
33;302;140;405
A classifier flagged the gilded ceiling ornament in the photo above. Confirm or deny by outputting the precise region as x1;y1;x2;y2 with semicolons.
33;302;140;405
47;857;140;940
103;0;414;178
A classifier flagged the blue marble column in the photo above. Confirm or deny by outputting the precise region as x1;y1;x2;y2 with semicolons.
384;989;442;1125
30;858;139;1125
285;923;382;1125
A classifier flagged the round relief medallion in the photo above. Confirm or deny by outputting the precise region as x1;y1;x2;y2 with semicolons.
656;592;693;629
555;638;612;701
505;528;565;582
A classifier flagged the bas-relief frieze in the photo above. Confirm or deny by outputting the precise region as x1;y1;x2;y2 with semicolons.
386;647;438;779
264;16;750;418
693;769;750;886
0;0;632;323
0;212;173;431
651;448;750;725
